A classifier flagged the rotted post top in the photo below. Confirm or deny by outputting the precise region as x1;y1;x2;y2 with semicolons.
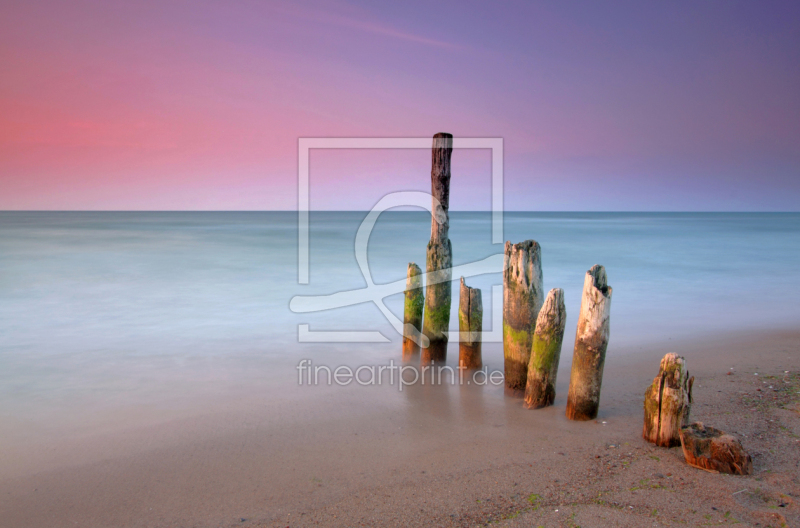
430;132;453;243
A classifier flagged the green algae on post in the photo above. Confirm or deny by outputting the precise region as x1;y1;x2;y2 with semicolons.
502;240;543;392
566;264;612;421
458;277;482;370
402;262;424;362
524;288;566;409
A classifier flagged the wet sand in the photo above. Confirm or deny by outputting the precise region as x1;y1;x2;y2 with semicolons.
1;329;798;527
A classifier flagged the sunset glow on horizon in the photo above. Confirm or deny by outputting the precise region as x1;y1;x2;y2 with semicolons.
1;1;798;211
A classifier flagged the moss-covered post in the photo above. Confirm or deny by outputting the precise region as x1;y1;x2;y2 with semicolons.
458;277;482;370
502;240;543;393
524;288;566;409
402;263;424;362
566;265;612;421
421;133;453;366
643;353;694;447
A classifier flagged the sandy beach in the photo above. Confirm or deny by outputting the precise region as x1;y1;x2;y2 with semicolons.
1;328;797;528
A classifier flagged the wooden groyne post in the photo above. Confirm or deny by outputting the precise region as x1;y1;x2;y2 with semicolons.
402;262;424;362
566;265;612;421
524;288;566;409
458;277;482;370
503;240;543;393
643;353;693;447
421;133;453;366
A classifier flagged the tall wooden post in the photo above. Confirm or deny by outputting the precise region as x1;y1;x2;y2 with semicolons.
566;265;612;421
421;133;453;366
503;240;543;393
524;288;566;409
458;277;482;370
402;262;424;362
643;353;694;447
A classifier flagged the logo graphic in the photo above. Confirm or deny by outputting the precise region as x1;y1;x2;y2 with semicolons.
290;137;504;344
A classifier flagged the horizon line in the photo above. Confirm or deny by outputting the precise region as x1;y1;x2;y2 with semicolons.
1;210;798;214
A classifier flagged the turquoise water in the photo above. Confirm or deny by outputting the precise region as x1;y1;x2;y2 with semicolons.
1;212;798;426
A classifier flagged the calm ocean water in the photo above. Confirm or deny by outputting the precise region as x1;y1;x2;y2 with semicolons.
1;211;798;435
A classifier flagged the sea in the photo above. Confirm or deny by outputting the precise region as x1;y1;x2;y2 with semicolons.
1;211;798;449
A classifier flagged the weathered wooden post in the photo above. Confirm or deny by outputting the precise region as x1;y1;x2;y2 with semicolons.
643;353;694;447
402;263;424;362
680;423;752;475
421;132;453;366
524;288;566;409
458;277;482;370
503;240;543;393
566;265;612;420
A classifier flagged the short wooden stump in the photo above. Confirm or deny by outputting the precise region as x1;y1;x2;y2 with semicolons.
679;422;752;475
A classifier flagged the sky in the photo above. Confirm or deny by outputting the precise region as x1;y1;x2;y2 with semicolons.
1;0;798;211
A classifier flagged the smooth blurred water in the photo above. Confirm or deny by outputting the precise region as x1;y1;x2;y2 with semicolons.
1;211;798;429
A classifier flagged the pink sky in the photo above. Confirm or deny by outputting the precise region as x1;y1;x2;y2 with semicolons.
1;1;798;210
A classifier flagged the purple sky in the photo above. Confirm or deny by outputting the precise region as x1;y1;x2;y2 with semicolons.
1;0;798;210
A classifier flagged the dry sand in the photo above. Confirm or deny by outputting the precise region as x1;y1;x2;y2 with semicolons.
1;329;798;528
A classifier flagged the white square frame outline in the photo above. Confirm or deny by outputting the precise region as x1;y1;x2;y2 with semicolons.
297;137;504;343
